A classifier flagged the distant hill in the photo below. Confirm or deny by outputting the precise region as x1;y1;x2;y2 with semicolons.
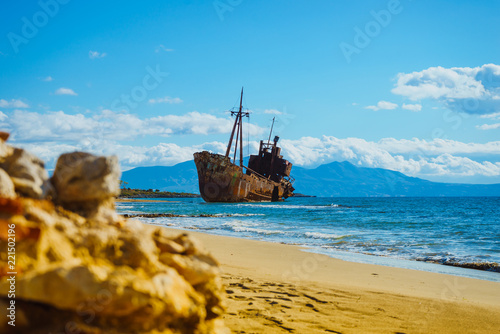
292;161;500;197
121;160;500;197
121;160;199;193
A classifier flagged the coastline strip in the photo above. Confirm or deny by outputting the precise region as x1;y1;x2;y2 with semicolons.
160;227;500;333
115;199;177;203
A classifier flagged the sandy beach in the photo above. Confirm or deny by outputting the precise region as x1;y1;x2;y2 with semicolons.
163;228;500;334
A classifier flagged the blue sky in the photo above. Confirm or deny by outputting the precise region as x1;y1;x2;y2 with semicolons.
1;0;500;183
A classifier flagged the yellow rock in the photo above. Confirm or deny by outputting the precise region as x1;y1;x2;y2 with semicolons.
0;143;228;333
0;169;15;199
0;197;228;333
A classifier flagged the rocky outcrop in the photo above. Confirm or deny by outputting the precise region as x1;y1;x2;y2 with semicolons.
0;169;15;199
0;134;228;334
0;138;49;199
51;152;122;223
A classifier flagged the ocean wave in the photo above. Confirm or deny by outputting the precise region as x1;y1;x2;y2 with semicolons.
221;221;284;235
122;213;265;219
416;258;500;273
235;203;345;210
116;205;134;209
118;210;146;215
304;231;347;239
229;226;283;235
318;243;500;273
230;213;266;217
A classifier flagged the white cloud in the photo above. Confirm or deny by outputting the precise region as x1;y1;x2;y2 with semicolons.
7;110;96;142
118;141;227;168
365;101;398;111
279;136;500;179
148;96;183;104
156;111;264;136
18;140;229;171
41;76;53;82
89;50;107;59
155;45;174;53
55;88;77;96
2;109;264;143
147;111;261;136
402;103;422;112
477;110;500;129
264;109;283;115
480;112;500;119
3;108;499;182
392;64;500;114
476;123;500;130
18;133;499;181
0;99;29;108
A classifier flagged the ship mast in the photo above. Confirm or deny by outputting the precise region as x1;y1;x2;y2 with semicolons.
267;117;275;145
225;87;249;167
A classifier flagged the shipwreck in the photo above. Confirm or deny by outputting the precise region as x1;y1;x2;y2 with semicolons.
194;88;294;202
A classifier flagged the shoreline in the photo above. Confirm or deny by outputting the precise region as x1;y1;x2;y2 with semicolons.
161;227;500;333
141;218;500;280
162;227;500;305
303;247;500;282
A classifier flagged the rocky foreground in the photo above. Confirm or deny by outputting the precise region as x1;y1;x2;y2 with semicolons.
0;132;228;333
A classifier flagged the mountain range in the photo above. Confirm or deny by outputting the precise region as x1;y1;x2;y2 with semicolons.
121;160;500;197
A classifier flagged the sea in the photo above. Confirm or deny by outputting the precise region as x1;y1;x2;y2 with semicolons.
116;196;500;282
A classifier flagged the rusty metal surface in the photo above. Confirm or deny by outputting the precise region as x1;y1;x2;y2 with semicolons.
193;151;294;203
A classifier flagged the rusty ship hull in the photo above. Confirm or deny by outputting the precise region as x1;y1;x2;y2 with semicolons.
194;151;292;202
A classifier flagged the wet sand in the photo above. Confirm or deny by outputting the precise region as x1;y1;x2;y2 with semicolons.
164;228;500;333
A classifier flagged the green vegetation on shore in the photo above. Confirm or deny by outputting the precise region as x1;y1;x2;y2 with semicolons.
119;182;200;198
119;188;200;198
